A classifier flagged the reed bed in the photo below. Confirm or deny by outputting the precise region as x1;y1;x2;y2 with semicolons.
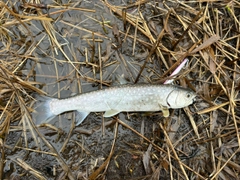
0;0;239;179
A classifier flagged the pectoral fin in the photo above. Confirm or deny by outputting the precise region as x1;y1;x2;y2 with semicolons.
76;111;90;126
162;108;170;117
112;74;129;85
159;104;170;117
103;109;120;117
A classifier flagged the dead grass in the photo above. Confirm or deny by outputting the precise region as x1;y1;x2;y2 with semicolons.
0;0;239;179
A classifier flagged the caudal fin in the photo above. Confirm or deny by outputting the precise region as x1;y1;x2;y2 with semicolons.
32;94;56;125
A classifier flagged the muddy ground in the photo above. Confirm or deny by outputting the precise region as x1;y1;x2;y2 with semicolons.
0;0;240;180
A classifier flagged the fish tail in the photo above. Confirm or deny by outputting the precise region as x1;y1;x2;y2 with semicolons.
32;94;56;125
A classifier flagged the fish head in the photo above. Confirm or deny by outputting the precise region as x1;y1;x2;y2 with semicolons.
166;87;196;109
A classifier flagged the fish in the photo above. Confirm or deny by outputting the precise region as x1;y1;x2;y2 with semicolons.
32;84;196;126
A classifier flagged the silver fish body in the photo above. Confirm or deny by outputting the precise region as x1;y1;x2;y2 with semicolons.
33;84;196;125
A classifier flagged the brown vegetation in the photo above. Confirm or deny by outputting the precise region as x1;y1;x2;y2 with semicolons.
0;0;239;179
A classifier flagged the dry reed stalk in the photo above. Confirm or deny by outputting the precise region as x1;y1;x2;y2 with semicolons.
0;0;239;179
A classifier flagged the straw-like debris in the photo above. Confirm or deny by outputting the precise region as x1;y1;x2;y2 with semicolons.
0;0;239;179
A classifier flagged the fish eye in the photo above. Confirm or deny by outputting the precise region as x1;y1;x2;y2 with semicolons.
186;93;191;98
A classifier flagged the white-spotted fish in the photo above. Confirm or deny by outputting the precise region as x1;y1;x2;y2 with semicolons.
32;84;196;125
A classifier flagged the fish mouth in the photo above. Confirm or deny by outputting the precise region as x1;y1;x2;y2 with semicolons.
193;95;200;102
192;95;201;105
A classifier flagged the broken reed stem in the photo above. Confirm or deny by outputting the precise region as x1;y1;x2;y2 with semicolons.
172;8;203;50
116;118;205;179
1;0;239;179
134;29;164;83
89;122;119;179
159;123;189;180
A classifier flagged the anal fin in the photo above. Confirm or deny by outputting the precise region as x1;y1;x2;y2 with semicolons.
76;111;90;126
